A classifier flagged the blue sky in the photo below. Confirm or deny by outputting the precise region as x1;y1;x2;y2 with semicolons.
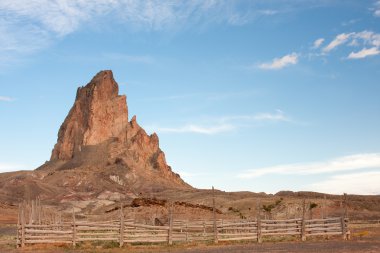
1;0;380;195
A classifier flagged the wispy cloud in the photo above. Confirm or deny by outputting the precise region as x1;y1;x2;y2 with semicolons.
149;110;292;135
341;19;360;26
373;1;380;17
0;0;286;64
348;47;380;59
238;153;380;179
252;110;290;121
0;1;335;66
322;33;353;53
0;96;14;102
319;30;380;59
258;53;298;70
313;38;324;49
310;171;380;195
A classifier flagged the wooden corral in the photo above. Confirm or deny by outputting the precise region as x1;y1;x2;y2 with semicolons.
15;190;351;248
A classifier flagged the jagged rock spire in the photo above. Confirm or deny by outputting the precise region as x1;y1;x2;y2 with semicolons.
51;70;128;160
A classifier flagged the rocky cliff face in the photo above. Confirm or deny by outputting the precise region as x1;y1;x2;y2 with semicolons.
47;70;189;190
51;70;128;160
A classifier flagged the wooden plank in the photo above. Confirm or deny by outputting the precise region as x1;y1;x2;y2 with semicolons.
261;218;302;223
25;235;72;239
262;228;300;233
124;239;167;243
218;236;257;241
304;218;341;223
124;234;168;238
261;223;300;228
262;232;301;236
77;237;118;242
218;233;258;237
128;224;169;230
305;222;341;228
76;227;120;231
77;232;119;236
124;227;168;232
25;224;72;228
306;227;341;232
25;240;72;244
219;227;256;231
76;223;120;228
25;229;72;234
305;232;342;236
219;222;257;227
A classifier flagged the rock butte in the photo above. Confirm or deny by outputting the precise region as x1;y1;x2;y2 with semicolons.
47;70;189;190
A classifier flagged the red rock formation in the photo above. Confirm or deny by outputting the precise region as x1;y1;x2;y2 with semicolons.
49;70;188;189
51;70;128;160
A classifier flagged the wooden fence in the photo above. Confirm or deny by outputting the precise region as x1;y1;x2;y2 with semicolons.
16;213;349;247
16;191;350;248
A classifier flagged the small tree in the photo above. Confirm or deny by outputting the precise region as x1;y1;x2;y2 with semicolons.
309;202;318;219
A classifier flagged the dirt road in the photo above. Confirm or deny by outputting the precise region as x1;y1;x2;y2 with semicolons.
1;240;378;253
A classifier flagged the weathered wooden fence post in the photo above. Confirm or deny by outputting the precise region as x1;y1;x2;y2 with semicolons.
168;203;173;245
202;220;206;239
212;186;218;243
37;196;40;224
21;206;25;247
322;195;326;219
119;202;124;247
341;193;348;240
256;199;262;243
72;207;76;248
185;220;189;242
301;199;306;241
16;204;20;248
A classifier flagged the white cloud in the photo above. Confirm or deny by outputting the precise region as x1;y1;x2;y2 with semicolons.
373;1;380;17
150;110;291;135
252;110;290;122
258;53;298;70
0;1;285;60
0;96;14;102
258;9;278;15
322;33;353;53
315;30;380;59
348;47;380;59
313;38;324;48
0;0;116;36
238;153;380;179
310;171;380;195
